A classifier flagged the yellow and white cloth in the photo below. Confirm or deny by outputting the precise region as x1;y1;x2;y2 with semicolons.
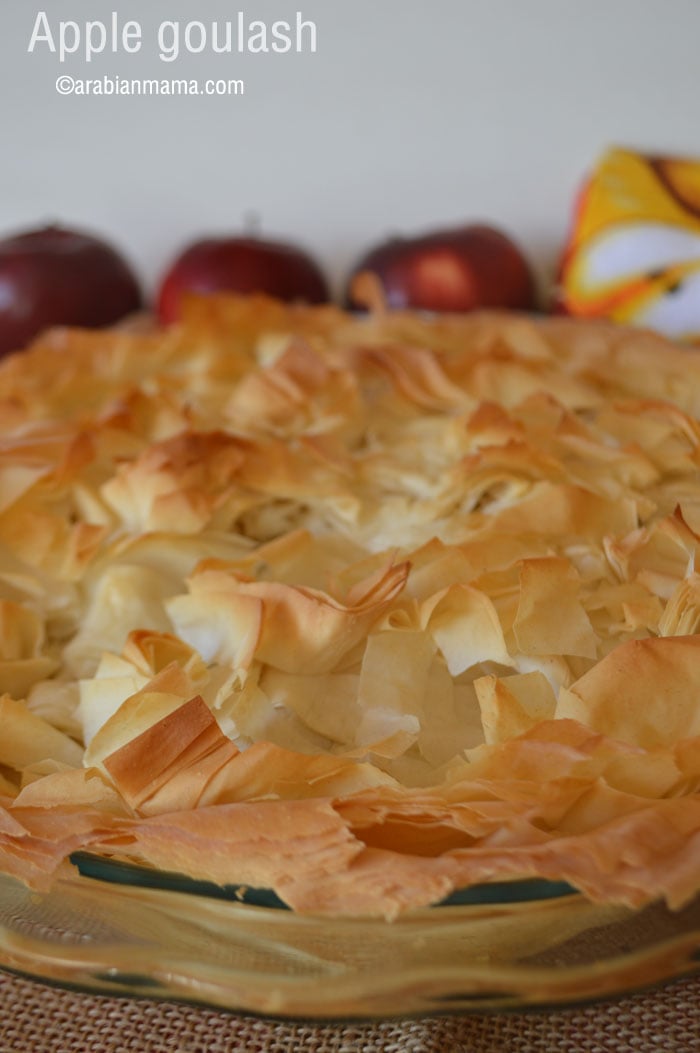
556;147;700;341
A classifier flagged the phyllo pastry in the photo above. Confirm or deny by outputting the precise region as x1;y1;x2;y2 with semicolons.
1;296;700;917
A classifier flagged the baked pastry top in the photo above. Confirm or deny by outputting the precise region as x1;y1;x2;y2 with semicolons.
1;296;700;917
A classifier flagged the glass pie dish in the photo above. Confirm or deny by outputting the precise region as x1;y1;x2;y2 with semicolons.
0;856;699;1020
3;304;700;1020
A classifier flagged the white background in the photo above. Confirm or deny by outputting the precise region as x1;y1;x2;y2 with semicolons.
1;0;699;300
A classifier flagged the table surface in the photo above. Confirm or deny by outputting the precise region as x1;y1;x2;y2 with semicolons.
1;969;699;1053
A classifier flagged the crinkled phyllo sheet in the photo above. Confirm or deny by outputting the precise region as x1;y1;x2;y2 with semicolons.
2;298;700;916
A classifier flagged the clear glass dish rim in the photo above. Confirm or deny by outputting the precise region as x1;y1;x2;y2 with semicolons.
1;861;700;1020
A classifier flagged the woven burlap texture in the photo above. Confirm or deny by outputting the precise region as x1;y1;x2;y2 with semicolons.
1;970;700;1053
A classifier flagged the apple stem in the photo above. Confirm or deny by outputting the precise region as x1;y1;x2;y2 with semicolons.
243;210;262;237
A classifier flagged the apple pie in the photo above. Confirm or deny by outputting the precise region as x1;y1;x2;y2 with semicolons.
1;296;700;918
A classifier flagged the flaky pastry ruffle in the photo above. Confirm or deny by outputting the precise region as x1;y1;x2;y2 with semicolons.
1;297;700;916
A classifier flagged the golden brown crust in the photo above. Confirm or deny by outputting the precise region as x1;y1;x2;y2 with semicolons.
2;296;700;915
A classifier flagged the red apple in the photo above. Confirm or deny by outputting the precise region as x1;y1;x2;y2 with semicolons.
346;223;536;313
157;234;330;324
0;224;143;358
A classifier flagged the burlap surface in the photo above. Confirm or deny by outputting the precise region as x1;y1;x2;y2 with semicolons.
1;970;699;1053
